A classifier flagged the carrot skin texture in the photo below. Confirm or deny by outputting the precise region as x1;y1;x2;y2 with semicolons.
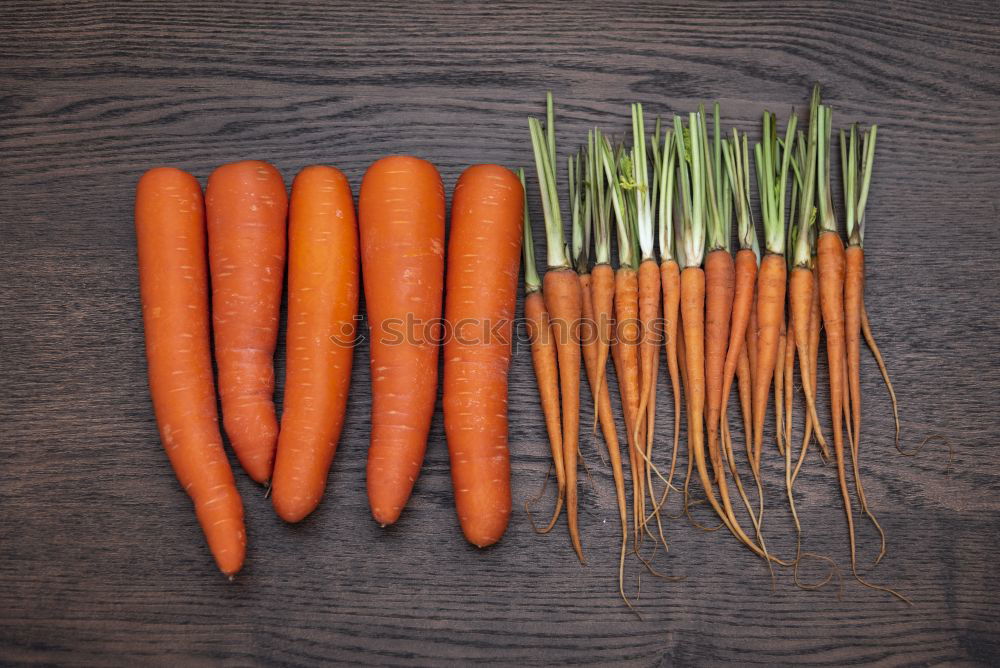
635;259;661;523
845;246;864;467
544;267;585;561
443;165;522;547
360;156;446;526
206;160;288;483
272;166;358;522
789;266;828;463
704;249;735;482
136;167;246;576
751;253;787;470
581;273;629;578
590;263;616;428
681;268;711;506
525;290;566;514
614;267;643;547
660;260;682;498
817;231;856;561
718;249;756;468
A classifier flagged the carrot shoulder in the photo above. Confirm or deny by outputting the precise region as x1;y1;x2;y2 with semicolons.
206;160;288;484
272;166;359;523
443;164;522;547
136;167;246;576
360;156;446;526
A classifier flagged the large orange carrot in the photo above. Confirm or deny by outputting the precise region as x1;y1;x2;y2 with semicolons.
443;164;522;547
519;169;565;532
272;166;358;523
529;96;584;561
206;160;287;484
136;167;245;576
360;155;445;526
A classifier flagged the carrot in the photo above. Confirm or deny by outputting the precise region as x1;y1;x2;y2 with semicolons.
816;99;907;602
529;94;584;561
136;167;246;576
520;191;565;533
785;119;821;561
588;130;616;442
673;110;776;559
272;166;358;523
652;124;683;525
750;111;797;477
718;130;764;529
787;125;831;465
205;160;287;484
601;134;644;550
703;103;736;497
628;105;664;546
442;164;521;547
359;155;445;526
574;152;631;605
841;122;887;561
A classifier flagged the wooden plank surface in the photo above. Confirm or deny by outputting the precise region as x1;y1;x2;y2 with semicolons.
2;1;999;664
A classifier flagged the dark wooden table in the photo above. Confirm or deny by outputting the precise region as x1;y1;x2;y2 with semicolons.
3;1;999;665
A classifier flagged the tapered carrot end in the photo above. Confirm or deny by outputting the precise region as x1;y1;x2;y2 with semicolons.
272;495;317;524
371;506;402;527
460;512;510;549
209;530;245;578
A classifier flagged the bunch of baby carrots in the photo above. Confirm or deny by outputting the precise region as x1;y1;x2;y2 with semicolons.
136;158;524;576
523;86;905;607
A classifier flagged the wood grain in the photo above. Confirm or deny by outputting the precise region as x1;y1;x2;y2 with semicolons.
2;0;999;664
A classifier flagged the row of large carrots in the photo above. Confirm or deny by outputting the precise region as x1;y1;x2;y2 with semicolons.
136;158;525;577
137;84;906;606
520;85;909;608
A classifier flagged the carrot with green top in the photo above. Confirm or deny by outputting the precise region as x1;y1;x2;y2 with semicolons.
673;110;774;559
719;127;767;533
529;93;585;562
573;149;631;605
840;120;888;560
815;94;908;602
601;133;644;550
629;104;662;544
519;169;565;534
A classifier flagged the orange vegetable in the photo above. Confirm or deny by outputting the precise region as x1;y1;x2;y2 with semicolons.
136;167;246;576
443;164;522;547
206;160;288;484
271;166;358;523
360;156;445;526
